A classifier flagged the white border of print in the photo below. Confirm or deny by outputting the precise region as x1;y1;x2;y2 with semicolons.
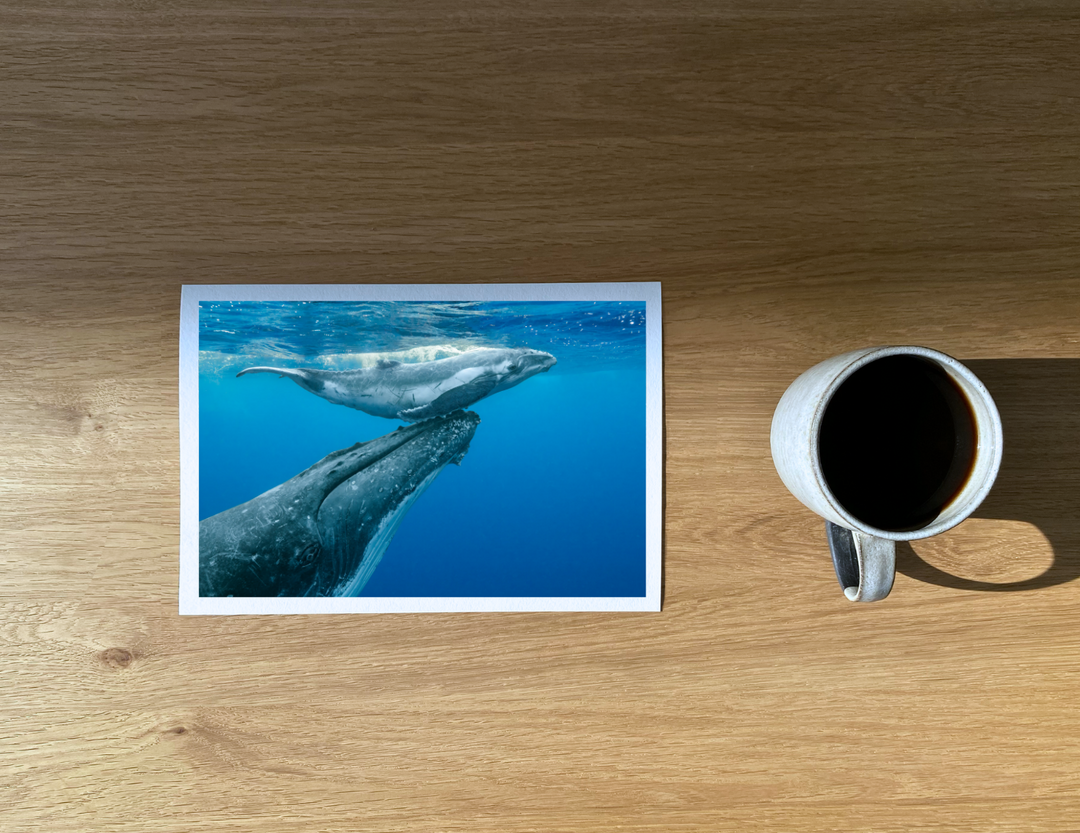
179;283;662;615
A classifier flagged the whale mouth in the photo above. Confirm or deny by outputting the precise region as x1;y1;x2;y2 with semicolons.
314;410;480;596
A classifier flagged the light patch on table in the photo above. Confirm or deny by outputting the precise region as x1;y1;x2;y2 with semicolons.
911;518;1054;584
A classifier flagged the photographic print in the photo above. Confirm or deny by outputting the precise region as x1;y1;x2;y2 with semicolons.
179;283;662;614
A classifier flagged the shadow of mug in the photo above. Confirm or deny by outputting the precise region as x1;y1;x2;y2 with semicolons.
897;359;1080;592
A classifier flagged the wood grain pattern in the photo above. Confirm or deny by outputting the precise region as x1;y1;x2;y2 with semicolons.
3;1;1080;830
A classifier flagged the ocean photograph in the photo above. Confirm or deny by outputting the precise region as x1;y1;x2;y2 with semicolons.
197;299;649;600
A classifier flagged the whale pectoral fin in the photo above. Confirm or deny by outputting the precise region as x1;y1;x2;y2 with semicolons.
398;377;497;422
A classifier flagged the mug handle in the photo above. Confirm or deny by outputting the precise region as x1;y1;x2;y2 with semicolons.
825;521;895;602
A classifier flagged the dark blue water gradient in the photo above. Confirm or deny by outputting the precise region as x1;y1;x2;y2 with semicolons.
199;300;646;597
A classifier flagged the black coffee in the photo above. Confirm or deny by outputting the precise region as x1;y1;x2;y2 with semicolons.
818;355;977;532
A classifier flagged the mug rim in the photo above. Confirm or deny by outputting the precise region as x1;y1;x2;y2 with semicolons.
808;345;1004;541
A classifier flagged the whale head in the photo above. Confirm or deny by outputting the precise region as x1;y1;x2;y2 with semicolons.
315;409;481;596
490;347;557;394
199;411;480;597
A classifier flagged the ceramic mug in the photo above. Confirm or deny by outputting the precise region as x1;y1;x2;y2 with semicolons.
770;346;1003;602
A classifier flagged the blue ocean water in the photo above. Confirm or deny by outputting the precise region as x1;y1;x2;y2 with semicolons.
199;300;646;597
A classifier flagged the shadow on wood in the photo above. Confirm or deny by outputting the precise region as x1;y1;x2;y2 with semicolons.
897;359;1080;592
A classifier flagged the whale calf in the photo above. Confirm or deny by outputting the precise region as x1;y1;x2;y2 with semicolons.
199;410;480;597
237;347;555;422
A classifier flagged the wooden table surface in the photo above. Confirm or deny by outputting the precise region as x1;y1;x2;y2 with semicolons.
4;1;1080;830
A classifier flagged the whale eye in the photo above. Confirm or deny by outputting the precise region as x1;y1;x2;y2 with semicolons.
508;364;519;372
297;542;321;567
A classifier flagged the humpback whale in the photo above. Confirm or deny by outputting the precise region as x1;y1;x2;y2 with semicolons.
199;410;480;597
237;347;555;422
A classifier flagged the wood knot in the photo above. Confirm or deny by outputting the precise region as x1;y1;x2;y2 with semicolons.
99;647;134;669
169;726;187;735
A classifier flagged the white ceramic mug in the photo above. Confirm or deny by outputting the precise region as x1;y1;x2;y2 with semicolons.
770;346;1003;602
